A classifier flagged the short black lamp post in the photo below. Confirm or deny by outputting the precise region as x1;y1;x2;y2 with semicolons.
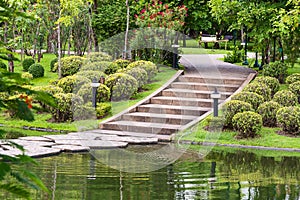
172;44;180;69
253;52;260;68
211;88;221;117
91;78;100;108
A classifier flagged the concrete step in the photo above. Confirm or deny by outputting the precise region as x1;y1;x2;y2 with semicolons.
121;112;196;125
137;104;211;116
150;96;224;107
170;82;239;92
101;121;181;135
161;88;231;99
178;75;245;85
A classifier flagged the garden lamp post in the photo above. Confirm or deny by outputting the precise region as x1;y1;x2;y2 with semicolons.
172;44;180;69
91;78;100;108
253;52;260;68
211;88;221;117
242;26;248;65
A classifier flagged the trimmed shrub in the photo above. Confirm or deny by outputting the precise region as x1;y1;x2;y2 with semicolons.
114;59;131;69
28;63;44;78
0;62;7;71
273;90;297;106
262;61;288;83
21;72;33;80
81;61;112;72
52;93;84;122
204;116;225;132
243;82;271;101
105;73;138;101
286;73;300;84
76;70;106;82
253;76;280;96
127;60;158;82
276;106;300;134
85;52;112;63
96;102;112;118
232;111;262;138
39;85;63;95
76;83;110;103
289;81;300;103
231;91;264;110
121;67;148;88
104;62;121;75
257;101;281;127
57;75;91;93
73;103;97;121
22;58;35;71
223;100;253;128
56;56;85;77
50;57;58;72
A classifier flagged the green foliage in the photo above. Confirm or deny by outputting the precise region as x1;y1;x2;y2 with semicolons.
104;62;121;75
276;106;300;134
253;76;280;96
22;58;35;72
243;82;271;101
39;85;63;96
106;73;138;101
257;101;281;127
262;61;288;83
21;72;33;80
114;59;131;69
0;61;7;71
289;81;300;103
56;56;85;77
76;83;110;104
52;93;83;122
273;90;297;106
231;91;264;110
232;111;262;138
223;100;253;128
28;64;45;78
73;103;96;121
76;70;106;82
223;46;243;63
121;67;148;89
96;102;112;118
50;57;58;72
57;75;90;93
80;61;112;72
127;60;158;82
85;52;112;62
204;116;225;132
286;73;300;84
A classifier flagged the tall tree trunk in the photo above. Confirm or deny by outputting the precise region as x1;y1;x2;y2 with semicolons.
278;38;284;63
57;22;62;78
93;0;99;52
68;27;71;56
123;0;130;59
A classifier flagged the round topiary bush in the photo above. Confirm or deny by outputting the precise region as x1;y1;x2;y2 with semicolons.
76;70;106;82
243;82;271;101
28;63;44;78
223;100;253;128
39;85;64;95
21;72;33;80
286;73;300;84
76;83;110;103
105;73;138;101
273;90;297;106
50;57;58;72
22;58;35;72
104;62;121;75
56;56;85;77
0;62;7;71
231;91;264;110
262;61;288;83
96;102;112;118
289;81;300;103
57;75;91;93
204;116;225;132
127;60;158;82
81;61;112;72
257;101;281;127
276;106;300;134
122;67;148;89
253;76;280;96
85;52;112;62
73;103;97;121
114;59;131;69
232;111;262;138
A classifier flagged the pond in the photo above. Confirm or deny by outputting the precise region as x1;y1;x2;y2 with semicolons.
4;146;300;200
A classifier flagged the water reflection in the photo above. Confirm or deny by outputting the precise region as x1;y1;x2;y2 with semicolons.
2;148;300;199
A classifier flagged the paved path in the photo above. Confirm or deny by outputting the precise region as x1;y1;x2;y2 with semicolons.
0;55;257;158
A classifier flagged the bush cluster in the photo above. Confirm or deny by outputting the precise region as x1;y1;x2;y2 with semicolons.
253;76;279;96
104;63;121;75
243;82;271;101
85;52;112;62
22;58;35;72
276;106;300;134
76;70;106;82
273;90;297;106
257;101;281;127
205;116;225;132
57;75;90;93
121;67;148;89
231;91;264;110
56;56;85;77
50;58;58;72
73;103;96;121
21;72;33;80
289;81;300;103
81;61;112;72
262;61;288;83
28;63;44;78
127;60;158;82
96;102;112;118
232;111;262;138
76;83;110;104
114;59;131;69
286;73;300;84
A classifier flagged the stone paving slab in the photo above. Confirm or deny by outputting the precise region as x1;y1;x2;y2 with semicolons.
80;140;128;149
24;147;61;158
43;135;82;141
54;140;84;146
19;136;53;142
52;145;90;152
94;134;158;144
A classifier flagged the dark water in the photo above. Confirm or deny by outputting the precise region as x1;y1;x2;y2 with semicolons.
5;147;300;200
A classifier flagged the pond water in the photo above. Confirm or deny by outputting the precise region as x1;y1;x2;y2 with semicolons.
5;146;300;199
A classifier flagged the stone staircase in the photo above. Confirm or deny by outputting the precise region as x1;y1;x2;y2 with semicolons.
98;71;253;142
